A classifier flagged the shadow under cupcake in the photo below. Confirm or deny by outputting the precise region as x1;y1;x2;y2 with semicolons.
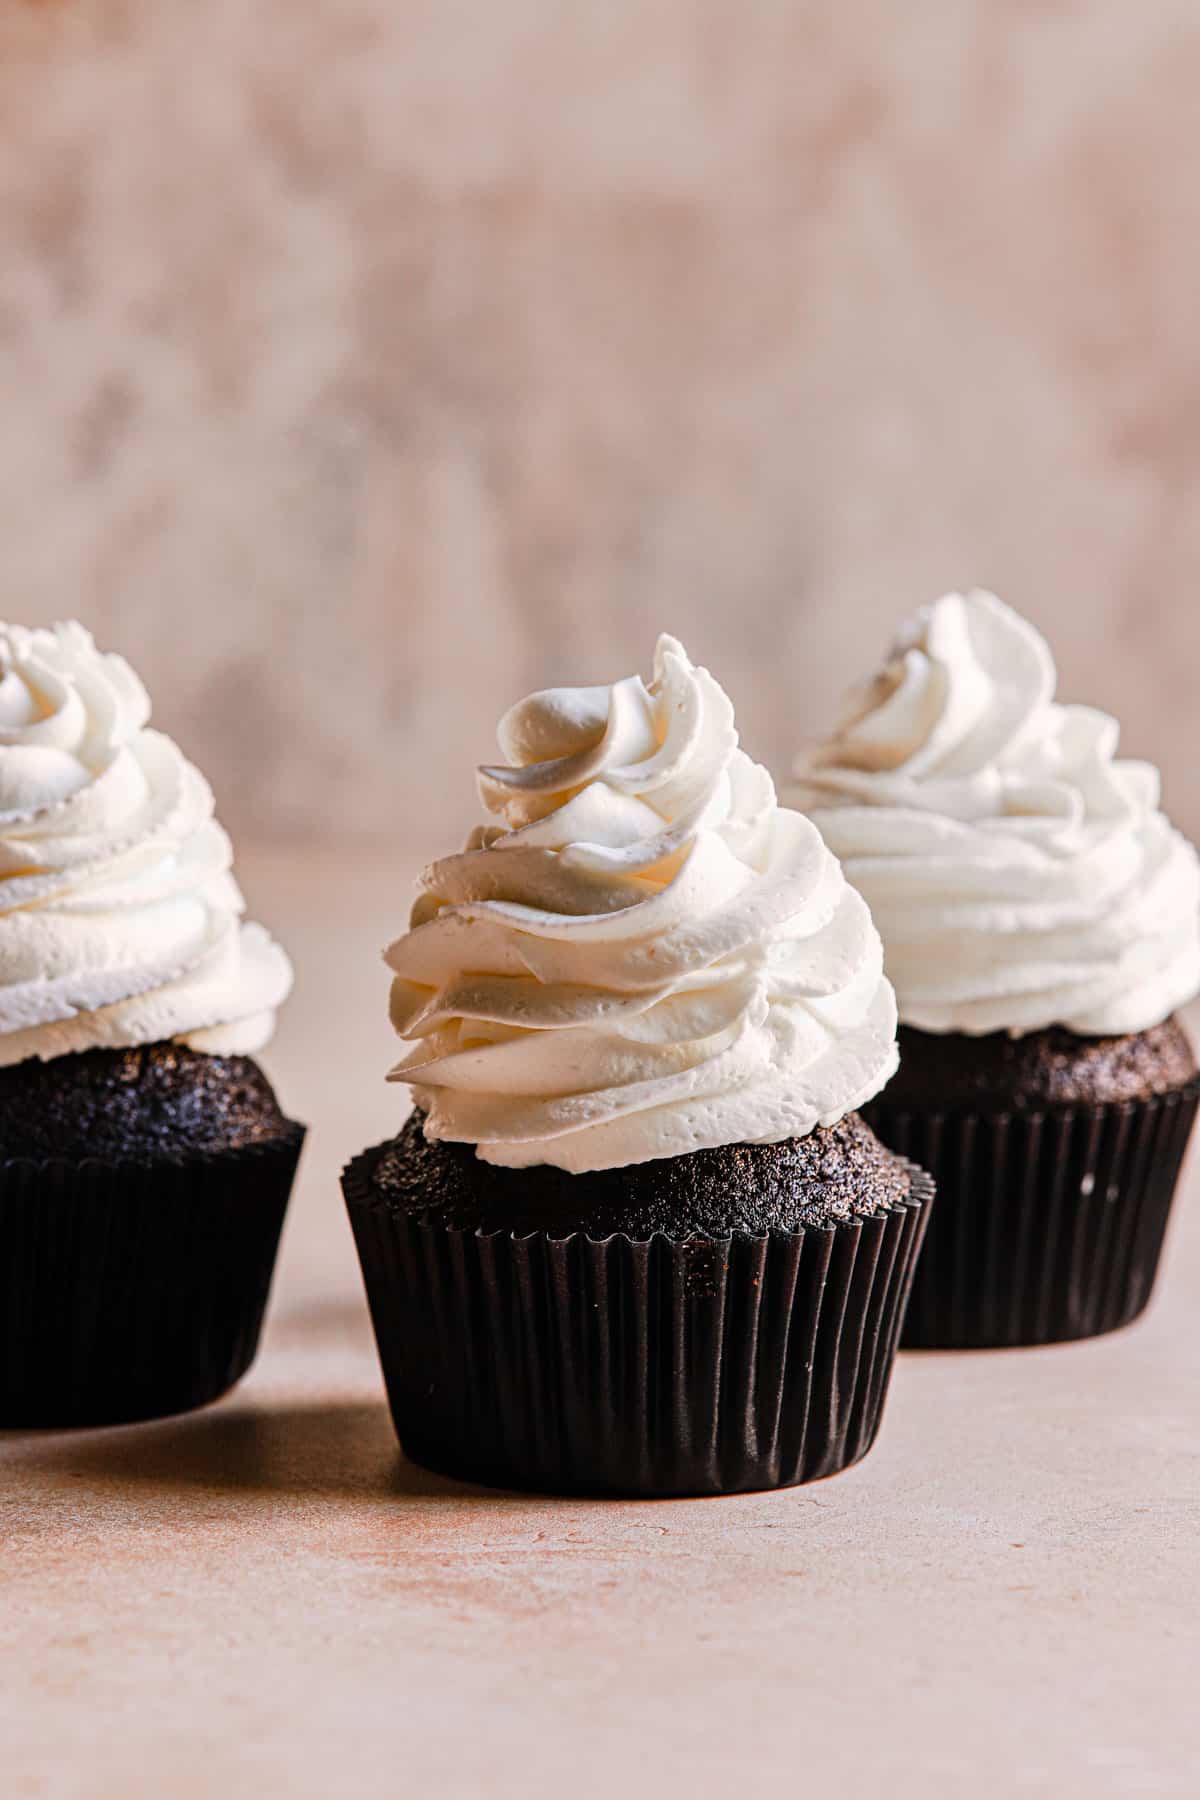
344;635;932;1496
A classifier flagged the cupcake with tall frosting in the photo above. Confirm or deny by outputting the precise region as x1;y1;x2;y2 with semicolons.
0;622;304;1424
790;591;1200;1347
343;635;932;1495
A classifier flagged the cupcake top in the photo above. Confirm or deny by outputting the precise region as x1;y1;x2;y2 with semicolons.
387;635;898;1171
789;591;1200;1037
0;622;293;1065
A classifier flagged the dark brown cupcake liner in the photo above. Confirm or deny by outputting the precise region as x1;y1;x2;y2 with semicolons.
864;1082;1200;1349
343;1143;934;1497
0;1124;305;1428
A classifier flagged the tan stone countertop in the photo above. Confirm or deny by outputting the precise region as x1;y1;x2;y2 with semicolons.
2;847;1197;1799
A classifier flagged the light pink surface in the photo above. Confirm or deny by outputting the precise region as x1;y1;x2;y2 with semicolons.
2;847;1198;1798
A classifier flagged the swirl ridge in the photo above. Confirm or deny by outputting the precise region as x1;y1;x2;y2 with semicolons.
0;622;292;1064
388;635;898;1171
790;592;1200;1036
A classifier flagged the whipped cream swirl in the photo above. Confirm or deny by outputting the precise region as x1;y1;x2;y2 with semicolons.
387;635;898;1171
790;592;1200;1037
0;622;293;1064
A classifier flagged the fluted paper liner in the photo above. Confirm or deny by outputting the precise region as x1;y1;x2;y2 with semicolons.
0;1124;305;1427
865;1083;1199;1349
343;1145;933;1497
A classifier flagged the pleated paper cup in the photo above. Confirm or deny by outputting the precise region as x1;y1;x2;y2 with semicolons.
865;1083;1199;1349
343;1143;933;1497
0;1124;305;1427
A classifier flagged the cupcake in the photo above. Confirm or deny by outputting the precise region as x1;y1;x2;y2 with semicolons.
790;591;1200;1348
343;635;932;1496
0;622;304;1425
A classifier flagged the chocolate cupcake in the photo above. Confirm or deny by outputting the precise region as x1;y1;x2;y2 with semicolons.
344;635;931;1495
0;623;304;1425
790;592;1200;1348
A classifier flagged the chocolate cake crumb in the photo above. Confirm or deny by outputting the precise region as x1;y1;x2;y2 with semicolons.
881;1016;1198;1112
368;1109;913;1237
0;1043;292;1161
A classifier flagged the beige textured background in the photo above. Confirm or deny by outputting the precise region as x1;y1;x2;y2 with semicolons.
2;0;1199;846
